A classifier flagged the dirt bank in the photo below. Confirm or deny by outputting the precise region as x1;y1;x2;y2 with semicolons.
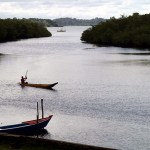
0;133;117;150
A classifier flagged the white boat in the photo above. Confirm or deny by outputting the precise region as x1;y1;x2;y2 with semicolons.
57;28;66;32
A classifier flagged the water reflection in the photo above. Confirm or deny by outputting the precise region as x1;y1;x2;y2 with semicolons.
34;129;50;138
0;53;7;61
114;52;150;55
105;59;150;66
83;47;95;50
10;128;50;137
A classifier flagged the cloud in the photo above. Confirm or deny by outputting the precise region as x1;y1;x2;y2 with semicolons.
0;0;149;19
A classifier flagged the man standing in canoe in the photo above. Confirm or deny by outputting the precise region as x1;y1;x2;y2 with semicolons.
21;75;27;84
21;70;28;84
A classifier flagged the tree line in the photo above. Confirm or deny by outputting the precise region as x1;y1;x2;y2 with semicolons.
81;13;150;49
0;18;52;42
28;18;58;27
53;17;105;26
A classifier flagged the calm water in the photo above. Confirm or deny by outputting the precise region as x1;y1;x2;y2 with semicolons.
0;26;150;150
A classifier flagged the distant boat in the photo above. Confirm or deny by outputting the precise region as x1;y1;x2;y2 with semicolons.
19;82;58;89
57;28;66;32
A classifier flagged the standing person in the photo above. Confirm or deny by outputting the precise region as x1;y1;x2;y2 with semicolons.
21;75;27;84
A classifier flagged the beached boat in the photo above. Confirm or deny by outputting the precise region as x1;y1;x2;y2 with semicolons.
19;82;58;89
0;99;52;135
0;115;53;134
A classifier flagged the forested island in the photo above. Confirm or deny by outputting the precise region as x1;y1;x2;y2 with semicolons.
81;13;150;49
0;18;52;42
53;17;105;26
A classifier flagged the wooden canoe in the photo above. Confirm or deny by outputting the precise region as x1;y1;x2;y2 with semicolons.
19;82;58;89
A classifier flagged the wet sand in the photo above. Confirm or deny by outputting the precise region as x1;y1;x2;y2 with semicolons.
0;133;117;150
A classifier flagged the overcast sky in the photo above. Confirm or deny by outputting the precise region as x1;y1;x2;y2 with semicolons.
0;0;149;19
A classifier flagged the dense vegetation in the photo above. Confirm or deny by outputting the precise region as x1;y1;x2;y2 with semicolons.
28;18;58;27
81;13;150;49
0;18;52;42
53;17;105;26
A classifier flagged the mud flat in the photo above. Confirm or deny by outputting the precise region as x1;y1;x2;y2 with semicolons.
0;133;117;150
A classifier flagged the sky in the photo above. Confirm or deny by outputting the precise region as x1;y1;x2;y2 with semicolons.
0;0;149;19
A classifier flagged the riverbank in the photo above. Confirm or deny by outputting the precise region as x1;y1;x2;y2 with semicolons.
0;133;117;150
0;19;51;43
81;13;150;49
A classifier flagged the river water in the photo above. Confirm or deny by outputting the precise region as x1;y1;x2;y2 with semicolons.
0;26;150;150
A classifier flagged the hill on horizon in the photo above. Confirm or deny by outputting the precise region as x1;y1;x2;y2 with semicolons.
53;17;105;26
